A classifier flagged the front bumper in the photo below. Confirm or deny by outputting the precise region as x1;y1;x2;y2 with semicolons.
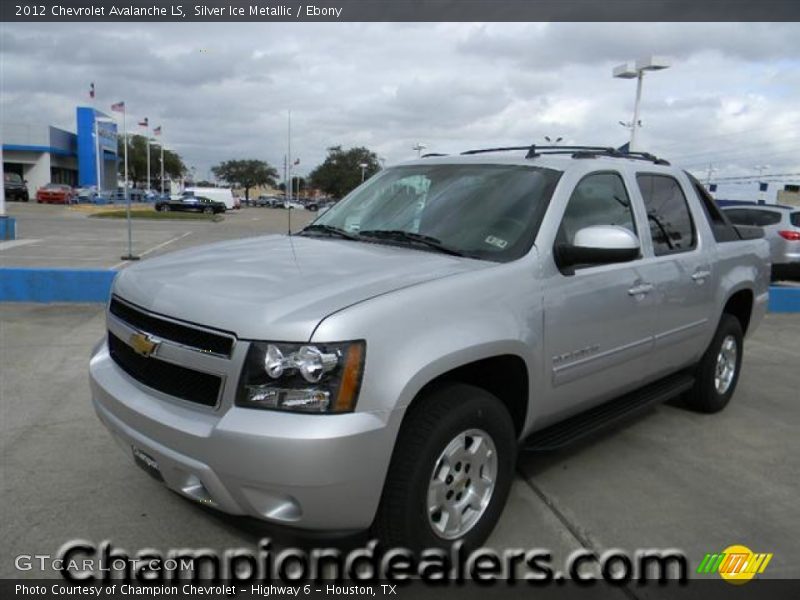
89;341;402;531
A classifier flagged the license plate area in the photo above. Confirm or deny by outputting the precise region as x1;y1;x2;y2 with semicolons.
131;445;164;482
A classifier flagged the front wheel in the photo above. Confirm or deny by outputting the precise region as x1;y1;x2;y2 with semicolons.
159;204;170;212
371;383;516;552
685;314;744;413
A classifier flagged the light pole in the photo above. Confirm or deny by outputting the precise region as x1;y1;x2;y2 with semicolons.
544;136;563;146
359;162;368;182
613;56;670;152
755;165;769;202
412;143;426;158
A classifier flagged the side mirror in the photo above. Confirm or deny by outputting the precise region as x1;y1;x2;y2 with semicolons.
556;225;640;271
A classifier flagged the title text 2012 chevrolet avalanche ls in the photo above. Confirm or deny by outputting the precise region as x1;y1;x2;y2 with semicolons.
90;146;769;550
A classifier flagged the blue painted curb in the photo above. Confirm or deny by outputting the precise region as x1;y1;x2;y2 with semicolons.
0;217;16;240
0;268;116;303
768;286;800;313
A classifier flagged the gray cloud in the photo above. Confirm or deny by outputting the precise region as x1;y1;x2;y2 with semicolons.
2;22;799;199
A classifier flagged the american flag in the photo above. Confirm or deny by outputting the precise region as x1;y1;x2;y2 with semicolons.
138;117;149;127
153;126;162;136
89;82;95;99
110;101;125;113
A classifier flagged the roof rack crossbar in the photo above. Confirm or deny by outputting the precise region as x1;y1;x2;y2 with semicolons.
457;144;669;165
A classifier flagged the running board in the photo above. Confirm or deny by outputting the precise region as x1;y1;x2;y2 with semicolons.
524;372;695;452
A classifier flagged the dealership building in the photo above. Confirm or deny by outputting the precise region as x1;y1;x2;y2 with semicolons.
2;107;118;197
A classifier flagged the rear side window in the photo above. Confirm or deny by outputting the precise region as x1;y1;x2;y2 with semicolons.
636;174;696;255
725;209;757;226
792;213;800;227
753;211;782;226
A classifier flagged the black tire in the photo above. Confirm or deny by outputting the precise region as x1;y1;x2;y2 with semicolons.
371;383;516;552
203;206;214;215
685;314;744;414
159;204;170;212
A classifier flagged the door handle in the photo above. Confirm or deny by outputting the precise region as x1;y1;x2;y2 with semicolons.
692;270;711;282
628;283;654;296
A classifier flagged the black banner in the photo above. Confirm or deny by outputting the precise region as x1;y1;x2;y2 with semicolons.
3;0;800;22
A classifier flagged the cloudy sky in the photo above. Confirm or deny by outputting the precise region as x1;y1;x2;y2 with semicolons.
2;22;800;199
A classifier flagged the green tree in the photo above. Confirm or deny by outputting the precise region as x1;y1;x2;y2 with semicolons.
309;146;381;198
211;159;279;202
117;134;185;189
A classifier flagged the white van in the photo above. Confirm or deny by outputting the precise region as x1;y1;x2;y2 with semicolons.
183;187;235;210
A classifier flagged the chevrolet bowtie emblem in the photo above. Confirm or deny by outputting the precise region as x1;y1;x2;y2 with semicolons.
129;332;160;357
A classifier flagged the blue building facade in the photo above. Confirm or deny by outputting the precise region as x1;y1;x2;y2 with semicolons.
76;106;118;190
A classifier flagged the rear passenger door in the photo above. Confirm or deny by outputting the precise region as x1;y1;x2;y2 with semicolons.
635;173;716;376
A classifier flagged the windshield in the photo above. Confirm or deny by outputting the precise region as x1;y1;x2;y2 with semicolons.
311;163;561;262
4;173;22;184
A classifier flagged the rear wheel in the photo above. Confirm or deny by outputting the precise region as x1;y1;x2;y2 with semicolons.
371;383;516;551
685;314;743;413
203;206;214;215
159;204;170;212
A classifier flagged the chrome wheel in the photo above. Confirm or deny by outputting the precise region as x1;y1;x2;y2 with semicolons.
714;334;738;395
427;428;497;540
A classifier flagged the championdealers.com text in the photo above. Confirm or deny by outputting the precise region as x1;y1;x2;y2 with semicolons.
13;539;689;587
18;4;344;18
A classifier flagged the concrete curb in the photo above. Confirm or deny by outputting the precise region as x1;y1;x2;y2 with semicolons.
769;286;800;313
0;267;116;303
0;217;16;240
0;267;798;312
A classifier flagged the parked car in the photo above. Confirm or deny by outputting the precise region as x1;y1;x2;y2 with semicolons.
283;200;305;210
183;187;235;210
305;199;337;212
255;195;284;208
75;186;99;202
4;172;29;202
722;204;800;280
36;183;75;204
91;146;768;551
154;195;226;214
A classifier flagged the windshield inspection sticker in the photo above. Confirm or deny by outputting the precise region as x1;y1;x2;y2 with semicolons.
485;235;508;249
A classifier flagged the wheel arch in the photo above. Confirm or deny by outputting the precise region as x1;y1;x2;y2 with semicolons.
402;353;530;439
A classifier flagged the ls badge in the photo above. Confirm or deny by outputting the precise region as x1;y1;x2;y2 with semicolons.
129;332;160;358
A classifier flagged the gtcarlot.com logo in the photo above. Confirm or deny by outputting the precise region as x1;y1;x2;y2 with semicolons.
697;544;773;585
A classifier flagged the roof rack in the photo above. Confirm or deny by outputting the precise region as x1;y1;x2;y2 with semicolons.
421;153;448;158
459;144;670;166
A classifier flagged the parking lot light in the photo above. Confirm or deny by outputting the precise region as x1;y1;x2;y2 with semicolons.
613;56;671;151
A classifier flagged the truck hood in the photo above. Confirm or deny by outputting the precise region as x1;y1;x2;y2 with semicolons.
113;234;487;340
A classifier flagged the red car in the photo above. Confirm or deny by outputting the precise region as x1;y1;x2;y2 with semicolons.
36;183;75;204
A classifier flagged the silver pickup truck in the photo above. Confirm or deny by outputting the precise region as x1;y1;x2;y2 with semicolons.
90;146;769;551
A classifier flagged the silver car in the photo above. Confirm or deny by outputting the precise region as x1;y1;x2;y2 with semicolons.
90;146;769;551
722;204;800;280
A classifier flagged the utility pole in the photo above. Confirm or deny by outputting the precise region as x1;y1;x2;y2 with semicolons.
412;143;426;158
705;164;717;186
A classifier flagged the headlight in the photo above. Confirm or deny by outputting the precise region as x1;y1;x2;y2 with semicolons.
237;341;365;413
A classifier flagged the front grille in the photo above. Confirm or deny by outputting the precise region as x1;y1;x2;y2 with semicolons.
108;332;222;407
110;297;234;357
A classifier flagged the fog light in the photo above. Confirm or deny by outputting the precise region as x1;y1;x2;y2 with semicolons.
246;386;331;413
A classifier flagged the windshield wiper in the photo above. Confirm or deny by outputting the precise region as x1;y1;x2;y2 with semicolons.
298;224;360;241
357;229;467;257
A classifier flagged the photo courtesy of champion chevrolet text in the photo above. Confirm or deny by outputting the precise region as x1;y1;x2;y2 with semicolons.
1;1;799;599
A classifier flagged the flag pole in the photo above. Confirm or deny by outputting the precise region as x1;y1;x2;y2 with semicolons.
160;129;165;196
146;131;151;196
121;103;139;261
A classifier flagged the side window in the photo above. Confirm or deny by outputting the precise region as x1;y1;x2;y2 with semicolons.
754;211;781;226
724;209;754;226
637;174;696;256
557;172;636;246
